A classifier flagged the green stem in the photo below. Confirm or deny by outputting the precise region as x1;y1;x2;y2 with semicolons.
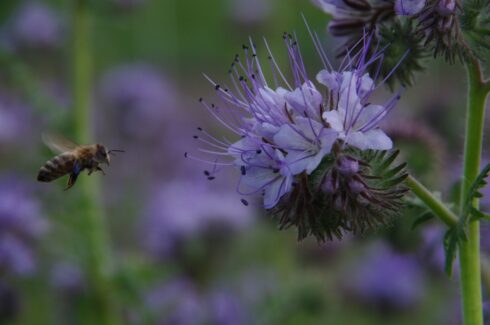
405;175;458;227
458;58;489;325
72;1;118;324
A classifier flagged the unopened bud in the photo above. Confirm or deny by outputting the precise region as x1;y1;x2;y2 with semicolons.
437;0;455;16
336;156;359;177
348;179;365;194
321;174;337;194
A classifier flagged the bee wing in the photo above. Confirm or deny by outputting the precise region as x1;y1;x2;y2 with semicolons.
42;133;79;154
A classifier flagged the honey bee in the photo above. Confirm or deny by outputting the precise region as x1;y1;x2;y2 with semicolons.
37;134;124;190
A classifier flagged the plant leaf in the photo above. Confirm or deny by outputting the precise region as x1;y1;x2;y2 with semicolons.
470;207;490;221
411;211;435;230
444;228;459;276
464;163;490;217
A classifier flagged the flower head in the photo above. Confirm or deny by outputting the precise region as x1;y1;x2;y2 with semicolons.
141;178;254;259
4;2;63;51
314;0;470;74
0;176;47;276
344;242;426;311
98;64;177;139
190;32;407;241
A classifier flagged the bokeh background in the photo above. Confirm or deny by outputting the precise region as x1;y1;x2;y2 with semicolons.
0;0;489;324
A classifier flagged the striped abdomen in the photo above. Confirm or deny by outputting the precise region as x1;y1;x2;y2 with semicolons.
37;153;76;182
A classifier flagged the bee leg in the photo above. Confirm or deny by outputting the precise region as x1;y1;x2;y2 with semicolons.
64;160;81;191
96;167;106;175
64;172;79;191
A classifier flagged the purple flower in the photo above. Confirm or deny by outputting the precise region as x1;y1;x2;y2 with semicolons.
484;301;490;324
274;117;337;175
191;33;399;210
50;263;85;295
209;290;247;325
395;0;426;16
320;70;395;150
146;278;206;325
418;225;452;274
0;176;47;276
0;94;32;144
312;0;353;16
436;0;456;16
5;2;62;51
98;64;177;139
141;179;254;259
345;242;425;311
145;278;248;325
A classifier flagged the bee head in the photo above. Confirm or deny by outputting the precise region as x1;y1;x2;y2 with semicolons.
95;144;111;166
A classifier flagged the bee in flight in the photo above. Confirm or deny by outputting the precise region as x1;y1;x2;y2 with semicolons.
37;134;124;190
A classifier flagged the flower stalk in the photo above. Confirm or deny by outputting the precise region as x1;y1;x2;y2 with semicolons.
457;58;489;325
72;1;118;324
404;175;458;227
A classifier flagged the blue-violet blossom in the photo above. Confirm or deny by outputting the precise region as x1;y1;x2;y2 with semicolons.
190;32;407;240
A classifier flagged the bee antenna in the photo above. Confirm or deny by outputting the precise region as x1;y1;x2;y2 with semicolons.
108;149;125;156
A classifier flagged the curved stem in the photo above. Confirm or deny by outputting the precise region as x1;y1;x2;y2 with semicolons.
405;175;458;226
72;1;118;324
458;58;489;325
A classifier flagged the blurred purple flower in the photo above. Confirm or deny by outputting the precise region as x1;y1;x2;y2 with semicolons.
141;179;254;259
418;225;454;274
4;2;62;51
448;157;490;210
146;278;249;325
0;176;46;276
480;158;490;210
50;263;85;295
484;301;490;324
228;0;273;25
0;94;31;144
98;64;177;139
479;224;490;257
146;278;206;325
344;242;425;311
209;290;247;325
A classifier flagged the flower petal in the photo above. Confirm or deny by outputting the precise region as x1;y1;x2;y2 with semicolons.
316;70;340;91
359;73;375;98
322;110;344;132
351;104;386;131
346;129;393;150
242;166;278;190
285;81;323;120
263;175;292;209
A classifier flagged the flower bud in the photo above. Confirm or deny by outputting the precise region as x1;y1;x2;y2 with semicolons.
348;179;365;194
437;0;456;16
394;0;426;16
321;174;337;194
336;156;359;177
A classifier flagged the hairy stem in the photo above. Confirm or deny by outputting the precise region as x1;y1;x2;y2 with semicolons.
405;175;458;226
72;1;118;324
458;58;488;325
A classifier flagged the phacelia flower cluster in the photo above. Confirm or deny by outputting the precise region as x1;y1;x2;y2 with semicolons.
189;33;408;241
314;0;484;84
